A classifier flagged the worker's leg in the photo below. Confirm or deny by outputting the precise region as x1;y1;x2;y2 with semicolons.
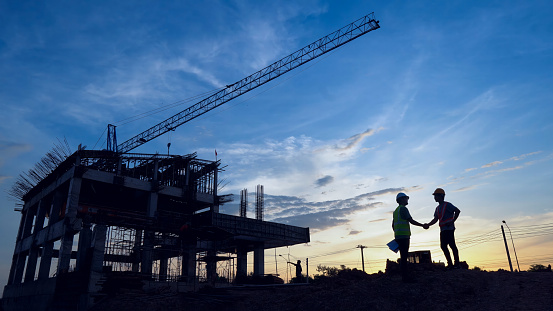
396;238;410;281
440;231;453;266
448;230;460;265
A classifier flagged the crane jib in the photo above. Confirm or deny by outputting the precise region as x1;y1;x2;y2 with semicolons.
115;12;380;154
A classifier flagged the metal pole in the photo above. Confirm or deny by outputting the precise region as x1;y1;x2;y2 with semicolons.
501;225;514;272
306;258;309;284
357;245;366;272
278;254;288;283
503;221;521;272
275;249;278;277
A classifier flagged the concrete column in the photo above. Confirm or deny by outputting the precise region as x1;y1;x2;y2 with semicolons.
37;191;63;280
38;242;54;280
211;168;219;213
10;204;37;284
49;189;64;224
24;249;38;283
58;176;82;274
8;211;29;284
6;256;17;285
34;197;49;231
181;242;196;283
206;250;216;284
159;257;168;281
11;253;27;285
236;248;248;280
90;224;107;273
76;218;92;271
159;234;168;281
253;243;265;276
141;230;154;276
24;199;50;282
80;224;107;311
15;209;26;243
141;190;158;277
132;229;142;273
20;206;36;240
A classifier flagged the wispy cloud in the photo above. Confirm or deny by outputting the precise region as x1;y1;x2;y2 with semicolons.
453;185;481;192
368;218;387;223
264;188;402;230
482;161;502;168
456;151;546;182
414;89;499;151
510;151;542;161
332;128;380;152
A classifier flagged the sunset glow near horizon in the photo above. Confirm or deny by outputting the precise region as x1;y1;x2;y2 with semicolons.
1;1;552;286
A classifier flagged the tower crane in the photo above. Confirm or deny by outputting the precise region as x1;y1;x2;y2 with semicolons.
107;12;380;153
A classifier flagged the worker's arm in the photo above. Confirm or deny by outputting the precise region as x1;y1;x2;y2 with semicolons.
392;219;395;230
427;216;438;226
453;208;460;222
408;218;425;227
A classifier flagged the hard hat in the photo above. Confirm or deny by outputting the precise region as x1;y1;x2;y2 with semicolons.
432;188;445;195
396;192;409;200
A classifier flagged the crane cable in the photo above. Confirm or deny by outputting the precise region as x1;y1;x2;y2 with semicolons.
92;49;337;150
89;88;222;150
114;87;225;126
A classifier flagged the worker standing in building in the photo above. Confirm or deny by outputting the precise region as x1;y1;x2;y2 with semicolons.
392;192;426;282
425;188;461;269
288;260;302;281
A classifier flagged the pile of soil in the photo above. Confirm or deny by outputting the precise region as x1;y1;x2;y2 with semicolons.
90;269;553;311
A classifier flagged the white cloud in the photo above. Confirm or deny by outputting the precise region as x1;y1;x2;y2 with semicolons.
482;161;502;168
215;128;388;201
510;151;542;161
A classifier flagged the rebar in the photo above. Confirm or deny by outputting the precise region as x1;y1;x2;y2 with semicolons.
8;138;72;202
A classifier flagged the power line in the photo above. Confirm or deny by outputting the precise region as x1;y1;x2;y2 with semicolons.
309;248;356;259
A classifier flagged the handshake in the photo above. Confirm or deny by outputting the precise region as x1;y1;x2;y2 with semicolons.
422;223;430;230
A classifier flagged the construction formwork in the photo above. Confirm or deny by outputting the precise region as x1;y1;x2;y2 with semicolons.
2;149;310;311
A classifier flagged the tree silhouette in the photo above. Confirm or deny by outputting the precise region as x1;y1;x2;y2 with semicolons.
528;264;552;272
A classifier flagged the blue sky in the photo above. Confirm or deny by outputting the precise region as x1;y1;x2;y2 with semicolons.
1;0;553;285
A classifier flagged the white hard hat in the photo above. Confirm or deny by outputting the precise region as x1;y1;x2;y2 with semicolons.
396;192;409;200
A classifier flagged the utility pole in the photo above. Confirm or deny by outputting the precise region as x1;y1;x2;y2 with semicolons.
503;220;520;272
357;245;367;272
501;225;514;272
306;258;309;284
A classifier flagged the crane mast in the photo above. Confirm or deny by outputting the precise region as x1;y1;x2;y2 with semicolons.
111;12;380;153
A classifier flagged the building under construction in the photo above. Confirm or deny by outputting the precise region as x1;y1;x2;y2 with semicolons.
2;12;380;311
2;149;310;310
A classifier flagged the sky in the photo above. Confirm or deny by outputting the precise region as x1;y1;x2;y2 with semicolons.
1;0;553;286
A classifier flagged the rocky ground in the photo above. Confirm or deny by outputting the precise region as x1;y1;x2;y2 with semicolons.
90;269;553;311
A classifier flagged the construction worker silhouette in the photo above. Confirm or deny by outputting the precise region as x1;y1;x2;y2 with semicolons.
392;192;426;282
288;260;302;280
425;188;461;269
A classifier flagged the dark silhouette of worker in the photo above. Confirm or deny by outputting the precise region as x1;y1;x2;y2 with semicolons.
425;188;461;269
288;260;302;280
392;192;426;282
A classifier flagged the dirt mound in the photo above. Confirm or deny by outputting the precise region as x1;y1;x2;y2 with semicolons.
91;270;553;311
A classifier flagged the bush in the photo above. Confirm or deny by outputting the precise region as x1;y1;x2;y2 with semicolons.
316;264;340;277
528;264;552;272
